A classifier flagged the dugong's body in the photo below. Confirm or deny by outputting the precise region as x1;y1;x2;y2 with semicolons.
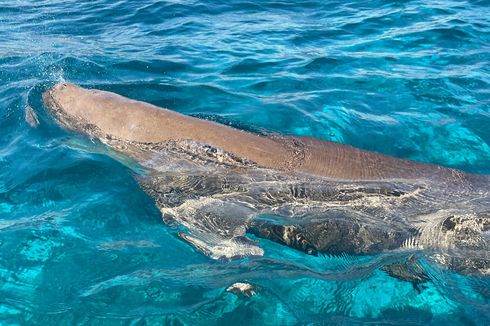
43;83;489;277
43;84;467;181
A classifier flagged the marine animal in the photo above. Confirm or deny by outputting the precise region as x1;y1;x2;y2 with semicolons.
43;83;489;279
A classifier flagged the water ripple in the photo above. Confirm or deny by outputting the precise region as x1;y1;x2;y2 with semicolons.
1;0;489;324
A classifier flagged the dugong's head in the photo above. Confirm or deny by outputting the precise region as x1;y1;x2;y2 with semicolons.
43;83;92;117
43;83;172;143
43;83;113;137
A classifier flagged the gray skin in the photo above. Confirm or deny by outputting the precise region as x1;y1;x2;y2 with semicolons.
43;83;489;280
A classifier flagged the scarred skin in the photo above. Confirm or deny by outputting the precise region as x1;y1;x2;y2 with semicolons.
42;83;464;182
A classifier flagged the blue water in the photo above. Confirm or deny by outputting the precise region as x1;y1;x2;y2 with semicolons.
1;0;489;324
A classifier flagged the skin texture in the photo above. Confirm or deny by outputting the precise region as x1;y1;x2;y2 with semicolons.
43;83;464;182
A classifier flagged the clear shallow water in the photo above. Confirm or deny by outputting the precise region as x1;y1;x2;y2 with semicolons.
1;0;489;324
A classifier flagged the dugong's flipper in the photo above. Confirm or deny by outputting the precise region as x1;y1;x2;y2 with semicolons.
167;198;262;260
136;144;264;260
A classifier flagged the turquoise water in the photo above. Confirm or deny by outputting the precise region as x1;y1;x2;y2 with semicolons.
1;0;489;324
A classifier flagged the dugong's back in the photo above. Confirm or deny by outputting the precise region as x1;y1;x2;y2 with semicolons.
43;83;468;182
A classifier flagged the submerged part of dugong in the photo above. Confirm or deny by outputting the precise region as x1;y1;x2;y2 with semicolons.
43;83;489;276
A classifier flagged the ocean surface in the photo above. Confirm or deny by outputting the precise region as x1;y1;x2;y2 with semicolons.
1;0;489;324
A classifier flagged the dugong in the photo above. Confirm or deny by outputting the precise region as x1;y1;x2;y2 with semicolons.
43;83;489;277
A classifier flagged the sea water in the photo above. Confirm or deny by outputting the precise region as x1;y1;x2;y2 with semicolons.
0;0;489;324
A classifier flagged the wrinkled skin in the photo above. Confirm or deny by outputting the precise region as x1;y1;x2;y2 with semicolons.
43;83;490;280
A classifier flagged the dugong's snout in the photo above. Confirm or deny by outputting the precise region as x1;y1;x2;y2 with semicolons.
43;82;82;116
43;83;75;131
42;82;103;133
42;83;60;111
